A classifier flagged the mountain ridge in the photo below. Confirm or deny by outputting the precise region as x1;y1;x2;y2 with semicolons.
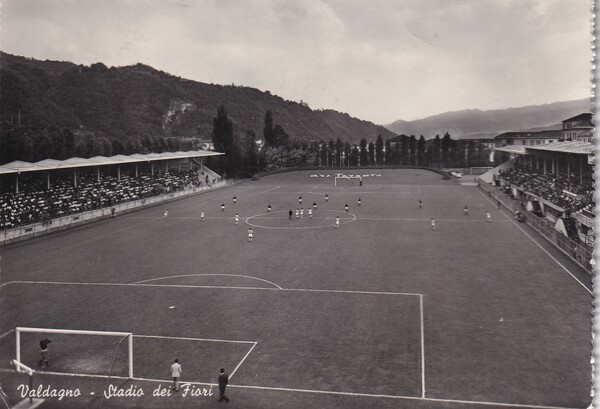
0;52;394;144
386;99;590;139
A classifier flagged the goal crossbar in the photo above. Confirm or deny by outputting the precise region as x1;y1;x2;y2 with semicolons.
335;175;362;186
15;327;134;378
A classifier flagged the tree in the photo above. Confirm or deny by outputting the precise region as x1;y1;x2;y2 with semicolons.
392;143;400;165
273;125;289;147
34;131;55;160
359;138;368;166
335;138;343;166
417;135;426;166
212;105;234;154
375;135;384;165
240;130;259;176
431;134;441;167
441;132;452;166
343;142;351;166
400;136;409;165
263;110;275;147
319;140;327;167
310;141;320;166
409;135;417;166
349;144;359;166
328;139;335;167
384;139;392;165
368;141;375;166
64;129;76;158
212;105;236;176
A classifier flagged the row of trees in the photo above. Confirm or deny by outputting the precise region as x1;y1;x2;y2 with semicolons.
1;104;491;175
210;105;491;177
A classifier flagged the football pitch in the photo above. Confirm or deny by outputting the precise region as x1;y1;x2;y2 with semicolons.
0;169;592;409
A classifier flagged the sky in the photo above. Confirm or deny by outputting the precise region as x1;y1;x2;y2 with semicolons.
1;0;593;124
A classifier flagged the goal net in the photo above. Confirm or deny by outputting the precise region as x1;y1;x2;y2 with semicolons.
334;175;362;186
15;327;134;378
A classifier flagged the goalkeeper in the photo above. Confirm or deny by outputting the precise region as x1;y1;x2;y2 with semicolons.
39;338;52;367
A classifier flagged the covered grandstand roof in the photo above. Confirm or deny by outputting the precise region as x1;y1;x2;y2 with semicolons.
0;150;224;175
494;145;528;155
525;141;594;155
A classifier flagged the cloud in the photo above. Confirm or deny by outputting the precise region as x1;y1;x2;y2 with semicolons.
1;0;592;123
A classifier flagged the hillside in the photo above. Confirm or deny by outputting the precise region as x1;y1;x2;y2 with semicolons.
386;99;590;139
0;53;394;144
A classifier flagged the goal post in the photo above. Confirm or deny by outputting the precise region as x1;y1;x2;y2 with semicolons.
334;175;362;186
15;327;134;379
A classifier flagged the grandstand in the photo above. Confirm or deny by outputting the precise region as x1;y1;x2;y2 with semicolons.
0;151;224;242
484;140;594;268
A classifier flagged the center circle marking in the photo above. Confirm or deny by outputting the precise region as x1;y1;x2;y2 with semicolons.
245;210;357;230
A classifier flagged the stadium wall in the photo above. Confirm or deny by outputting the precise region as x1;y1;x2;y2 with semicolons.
478;179;592;274
252;166;452;180
0;180;227;246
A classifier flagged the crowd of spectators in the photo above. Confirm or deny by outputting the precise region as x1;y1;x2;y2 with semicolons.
1;168;217;230
498;165;594;213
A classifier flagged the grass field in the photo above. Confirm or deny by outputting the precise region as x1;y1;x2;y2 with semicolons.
0;169;592;409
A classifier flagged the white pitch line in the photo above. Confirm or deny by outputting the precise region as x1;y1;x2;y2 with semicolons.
229;384;576;409
229;342;257;379
0;329;14;341
0;280;277;292
259;186;281;194
1;280;422;297
246;216;355;220
475;189;592;295
356;217;509;223
133;273;283;289
3;370;577;409
419;294;425;398
134;334;255;345
281;287;422;297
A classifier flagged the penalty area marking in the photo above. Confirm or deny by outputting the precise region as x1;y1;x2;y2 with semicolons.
0;280;422;297
246;210;356;230
133;273;283;289
0;329;15;341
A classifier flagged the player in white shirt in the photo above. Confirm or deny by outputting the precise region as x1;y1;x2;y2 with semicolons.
486;211;492;222
233;196;237;204
325;194;329;202
345;204;349;213
299;196;302;205
221;203;225;212
334;216;340;229
170;359;182;392
267;205;272;213
308;208;313;218
247;228;254;242
431;218;436;230
295;209;299;219
163;210;169;219
200;211;205;221
464;205;469;216
300;208;304;218
313;202;317;210
235;213;239;225
358;198;362;207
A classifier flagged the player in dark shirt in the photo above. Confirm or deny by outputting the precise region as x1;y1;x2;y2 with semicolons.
218;368;229;402
39;339;51;367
